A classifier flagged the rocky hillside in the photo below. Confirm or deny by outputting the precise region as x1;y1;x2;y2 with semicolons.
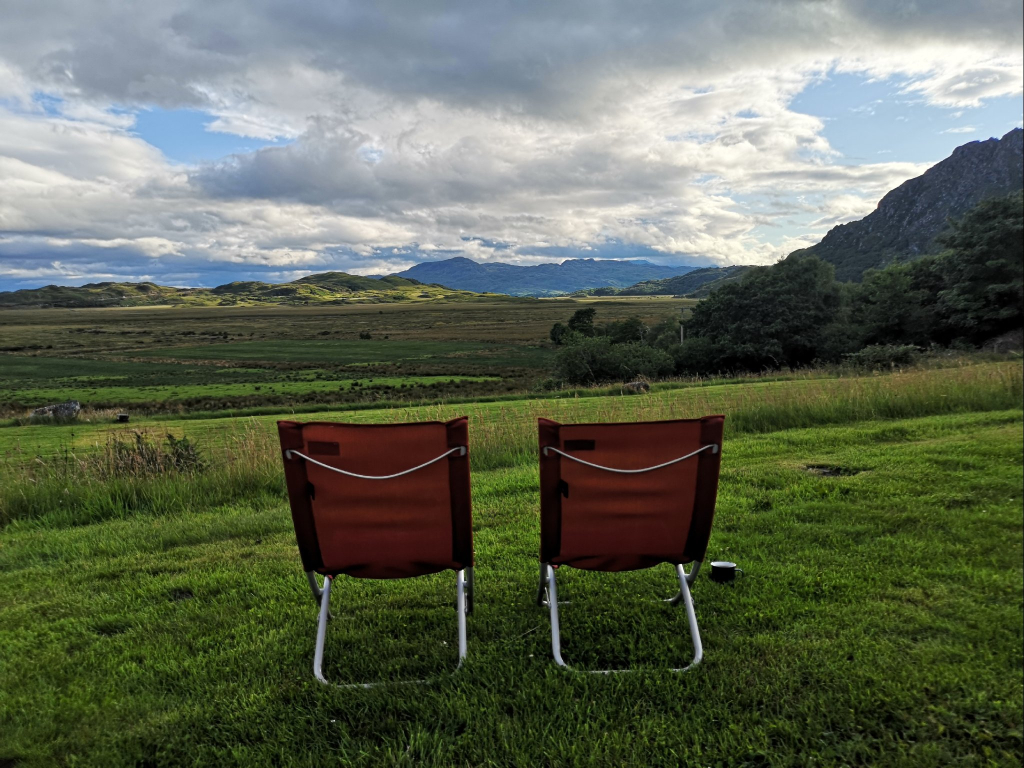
0;272;482;309
794;128;1023;281
393;256;697;296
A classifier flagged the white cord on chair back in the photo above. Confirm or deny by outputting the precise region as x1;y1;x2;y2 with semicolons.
542;443;717;474
286;446;466;480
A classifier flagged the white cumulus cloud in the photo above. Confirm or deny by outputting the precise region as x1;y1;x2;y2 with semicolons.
0;1;1021;288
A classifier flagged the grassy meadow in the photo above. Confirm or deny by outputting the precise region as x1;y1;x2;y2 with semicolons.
0;299;1022;766
0;297;692;416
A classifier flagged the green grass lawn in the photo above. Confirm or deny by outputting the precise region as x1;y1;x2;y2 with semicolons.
1;410;1021;766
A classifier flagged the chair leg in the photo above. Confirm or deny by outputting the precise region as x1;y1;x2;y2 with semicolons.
312;575;333;685
306;570;323;603
456;568;468;666
667;560;702;605
542;563;703;673
311;570;470;687
545;565;568;667
307;570;333;619
674;564;703;670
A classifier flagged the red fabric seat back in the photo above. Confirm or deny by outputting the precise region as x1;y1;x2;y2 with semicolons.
278;418;472;579
538;416;724;572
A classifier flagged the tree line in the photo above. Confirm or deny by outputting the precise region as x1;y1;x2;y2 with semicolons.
549;191;1022;385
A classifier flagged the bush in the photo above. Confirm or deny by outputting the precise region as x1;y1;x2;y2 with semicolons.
554;336;674;385
97;432;207;478
605;316;648;344
549;322;568;345
164;434;206;473
566;307;596;337
843;344;919;370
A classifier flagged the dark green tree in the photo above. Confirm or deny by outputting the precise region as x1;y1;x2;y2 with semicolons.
681;253;846;373
606;316;648;344
566;307;597;337
935;191;1023;344
549;322;568;345
853;255;946;347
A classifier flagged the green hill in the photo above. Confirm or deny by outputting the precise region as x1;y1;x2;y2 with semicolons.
0;272;486;309
0;281;193;308
572;265;751;297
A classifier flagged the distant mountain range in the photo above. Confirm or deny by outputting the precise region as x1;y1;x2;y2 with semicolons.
392;256;698;296
0;273;481;309
797;128;1023;281
8;130;1018;308
2;257;708;308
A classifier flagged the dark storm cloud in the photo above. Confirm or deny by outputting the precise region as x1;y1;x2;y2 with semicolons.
2;1;1019;114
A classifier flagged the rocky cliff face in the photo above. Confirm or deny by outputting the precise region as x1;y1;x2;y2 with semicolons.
798;128;1023;281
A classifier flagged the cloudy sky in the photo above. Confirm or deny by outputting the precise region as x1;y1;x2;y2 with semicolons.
0;1;1021;290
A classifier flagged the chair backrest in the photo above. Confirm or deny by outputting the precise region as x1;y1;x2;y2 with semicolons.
538;415;724;572
278;417;472;579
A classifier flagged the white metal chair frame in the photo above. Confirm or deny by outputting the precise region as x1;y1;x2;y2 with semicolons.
536;442;718;674
286;445;473;688
306;567;473;688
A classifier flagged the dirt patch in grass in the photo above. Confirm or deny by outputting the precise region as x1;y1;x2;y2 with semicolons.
805;464;863;477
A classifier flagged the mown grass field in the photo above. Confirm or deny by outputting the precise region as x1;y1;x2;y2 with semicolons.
1;409;1021;766
1;359;1022;766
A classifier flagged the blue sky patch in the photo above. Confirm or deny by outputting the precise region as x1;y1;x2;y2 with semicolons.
791;72;1023;164
132;108;289;164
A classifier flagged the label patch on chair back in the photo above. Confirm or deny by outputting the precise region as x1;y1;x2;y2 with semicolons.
307;441;340;456
564;439;596;451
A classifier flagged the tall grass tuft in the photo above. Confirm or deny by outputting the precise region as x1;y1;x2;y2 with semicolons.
452;361;1024;471
1;362;1020;528
0;424;283;529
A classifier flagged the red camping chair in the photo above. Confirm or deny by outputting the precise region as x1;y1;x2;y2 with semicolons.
278;417;473;686
536;415;725;673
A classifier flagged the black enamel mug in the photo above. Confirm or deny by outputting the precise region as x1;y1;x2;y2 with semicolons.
710;561;744;584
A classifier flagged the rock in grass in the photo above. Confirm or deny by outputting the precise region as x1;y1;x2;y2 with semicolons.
30;400;81;423
622;380;651;394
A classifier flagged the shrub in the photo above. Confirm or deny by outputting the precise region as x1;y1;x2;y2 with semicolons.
164;434;206;473
549;322;568;345
844;344;919;370
96;432;207;478
566;307;597;337
554;336;674;385
605;316;648;344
